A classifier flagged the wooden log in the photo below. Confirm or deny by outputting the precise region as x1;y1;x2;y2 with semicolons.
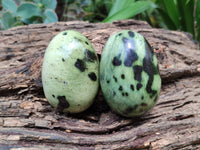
0;19;200;150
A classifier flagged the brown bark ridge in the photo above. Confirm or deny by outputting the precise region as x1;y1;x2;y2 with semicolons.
0;20;200;150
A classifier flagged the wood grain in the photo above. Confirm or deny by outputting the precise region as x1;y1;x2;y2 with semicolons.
0;20;200;150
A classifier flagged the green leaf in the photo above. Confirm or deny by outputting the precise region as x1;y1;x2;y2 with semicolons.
17;2;42;19
186;0;192;5
34;0;57;10
1;10;15;29
156;8;177;30
12;21;24;27
177;0;194;34
160;0;180;28
2;0;17;14
44;9;58;23
104;0;113;13
108;0;134;17
196;0;200;42
33;0;41;4
22;16;43;24
41;0;49;5
183;0;194;34
47;0;57;10
196;0;200;21
103;1;155;23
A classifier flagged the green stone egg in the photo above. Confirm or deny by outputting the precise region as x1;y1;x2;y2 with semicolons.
100;30;161;117
42;30;99;113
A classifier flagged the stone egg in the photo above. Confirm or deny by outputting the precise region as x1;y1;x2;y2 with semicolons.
100;30;161;117
42;30;99;113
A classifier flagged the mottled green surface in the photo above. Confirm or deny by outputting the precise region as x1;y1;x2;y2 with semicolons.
42;30;99;113
100;30;161;117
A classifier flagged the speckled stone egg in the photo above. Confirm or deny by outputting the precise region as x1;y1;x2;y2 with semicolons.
100;30;161;117
42;30;99;113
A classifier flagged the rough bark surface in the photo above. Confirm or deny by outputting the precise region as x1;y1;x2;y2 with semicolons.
0;20;200;150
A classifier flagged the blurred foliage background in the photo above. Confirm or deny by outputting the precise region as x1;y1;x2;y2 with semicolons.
0;0;199;44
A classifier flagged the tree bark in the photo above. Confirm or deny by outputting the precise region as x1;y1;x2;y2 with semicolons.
0;20;200;150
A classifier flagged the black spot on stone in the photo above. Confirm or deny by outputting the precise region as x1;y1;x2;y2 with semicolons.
141;96;144;100
143;38;159;97
128;31;134;38
150;91;157;98
133;65;143;82
141;103;148;107
85;41;89;45
74;59;86;72
122;93;125;96
113;91;116;96
125;92;129;96
112;56;122;66
57;96;69;112
130;84;134;91
107;80;110;84
122;37;138;67
113;76;118;82
88;72;97;81
63;32;67;35
118;33;122;36
137;83;143;90
62;58;65;62
52;94;55;98
84;49;97;62
124;107;133;114
119;86;123;91
63;81;66;84
124;49;138;67
121;74;125;79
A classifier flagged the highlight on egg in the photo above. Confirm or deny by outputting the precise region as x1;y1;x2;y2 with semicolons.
42;30;99;113
100;30;161;117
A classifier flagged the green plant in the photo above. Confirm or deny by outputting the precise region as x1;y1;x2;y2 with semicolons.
62;0;156;23
102;0;156;23
145;0;200;43
62;0;88;21
0;0;58;29
62;0;112;22
83;0;113;22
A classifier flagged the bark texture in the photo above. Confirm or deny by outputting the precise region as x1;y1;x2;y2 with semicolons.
0;20;200;150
